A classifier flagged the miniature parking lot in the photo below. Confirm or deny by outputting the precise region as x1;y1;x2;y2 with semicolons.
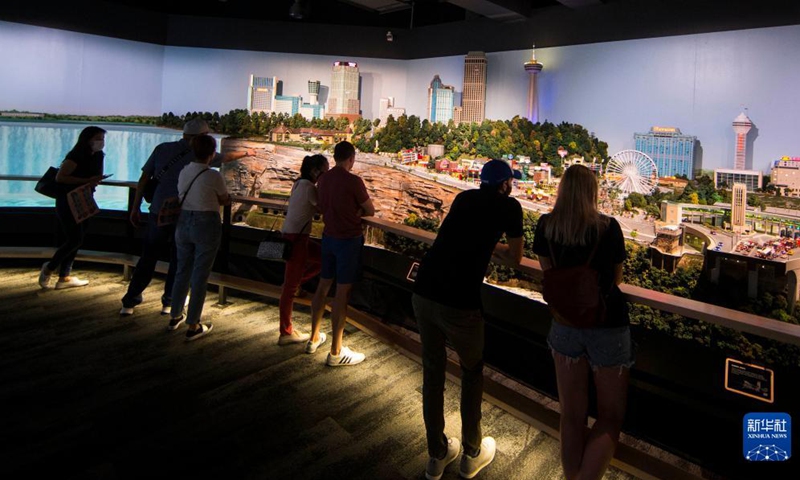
732;234;799;262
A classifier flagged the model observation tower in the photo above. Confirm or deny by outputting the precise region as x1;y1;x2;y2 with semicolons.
732;110;753;170
524;45;544;123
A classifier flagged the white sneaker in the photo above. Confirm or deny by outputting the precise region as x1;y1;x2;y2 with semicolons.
326;346;365;367
38;263;53;289
304;332;327;354
459;437;496;479
426;437;461;480
185;323;213;341
55;277;89;289
163;295;189;316
119;306;135;316
278;329;311;346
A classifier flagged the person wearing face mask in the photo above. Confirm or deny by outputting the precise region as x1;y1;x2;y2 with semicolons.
411;159;524;480
119;118;255;317
277;154;330;345
38;126;107;289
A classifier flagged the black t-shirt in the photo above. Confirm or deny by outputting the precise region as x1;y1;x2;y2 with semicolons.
532;214;629;327
58;149;104;195
67;150;104;178
414;188;524;310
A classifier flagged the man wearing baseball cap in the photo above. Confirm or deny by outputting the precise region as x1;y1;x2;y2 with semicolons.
412;159;524;480
120;118;255;317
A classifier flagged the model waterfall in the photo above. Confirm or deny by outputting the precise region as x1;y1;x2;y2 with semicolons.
0;123;181;208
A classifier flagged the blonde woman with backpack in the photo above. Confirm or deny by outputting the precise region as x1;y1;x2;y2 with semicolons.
532;164;632;480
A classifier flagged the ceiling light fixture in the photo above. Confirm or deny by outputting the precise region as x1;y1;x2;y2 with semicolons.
289;0;304;20
386;31;393;42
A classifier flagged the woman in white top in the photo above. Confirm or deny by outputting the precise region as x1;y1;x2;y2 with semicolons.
167;134;230;341
277;154;330;345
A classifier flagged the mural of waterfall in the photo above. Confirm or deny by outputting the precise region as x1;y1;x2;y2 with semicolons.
0;122;183;209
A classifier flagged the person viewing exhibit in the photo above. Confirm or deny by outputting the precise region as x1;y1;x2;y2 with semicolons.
306;141;374;366
532;164;632;480
166;134;231;341
412;159;524;480
5;3;800;478
120;119;255;317
38;126;107;290
277;154;329;345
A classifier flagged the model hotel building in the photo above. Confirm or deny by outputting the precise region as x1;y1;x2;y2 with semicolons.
634;126;696;179
770;157;800;196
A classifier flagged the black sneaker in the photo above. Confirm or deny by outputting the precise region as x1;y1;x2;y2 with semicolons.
185;323;213;341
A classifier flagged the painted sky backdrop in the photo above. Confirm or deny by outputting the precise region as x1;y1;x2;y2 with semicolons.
2;20;799;173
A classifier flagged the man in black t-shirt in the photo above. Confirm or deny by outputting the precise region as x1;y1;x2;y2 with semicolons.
412;160;524;480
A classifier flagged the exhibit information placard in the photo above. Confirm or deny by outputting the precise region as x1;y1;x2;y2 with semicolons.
725;358;774;404
406;262;419;282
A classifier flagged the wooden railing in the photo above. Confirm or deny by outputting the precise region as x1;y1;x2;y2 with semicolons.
359;215;800;347
3;175;800;348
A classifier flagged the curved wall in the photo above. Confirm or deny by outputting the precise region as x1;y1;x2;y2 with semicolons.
3;20;800;172
0;21;164;117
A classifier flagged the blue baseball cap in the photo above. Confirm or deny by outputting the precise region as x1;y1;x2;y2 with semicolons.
480;159;522;185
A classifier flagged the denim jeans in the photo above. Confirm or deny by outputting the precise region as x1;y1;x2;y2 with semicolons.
122;220;177;308
412;293;485;458
170;211;221;325
47;194;88;278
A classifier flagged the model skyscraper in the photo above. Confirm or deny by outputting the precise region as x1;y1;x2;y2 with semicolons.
461;51;487;124
247;75;278;113
427;75;455;124
523;46;543;123
328;61;360;116
379;97;405;127
308;80;321;105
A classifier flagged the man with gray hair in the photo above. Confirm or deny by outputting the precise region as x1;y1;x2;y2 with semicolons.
120;118;255;317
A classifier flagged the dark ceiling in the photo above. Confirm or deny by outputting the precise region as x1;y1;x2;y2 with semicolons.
103;0;564;29
2;0;800;59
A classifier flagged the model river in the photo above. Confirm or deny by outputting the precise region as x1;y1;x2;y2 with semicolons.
0;121;183;210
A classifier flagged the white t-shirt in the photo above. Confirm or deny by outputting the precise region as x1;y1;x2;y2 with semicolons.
282;179;318;234
177;162;228;212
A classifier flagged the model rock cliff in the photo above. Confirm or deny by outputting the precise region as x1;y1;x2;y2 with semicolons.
221;138;458;225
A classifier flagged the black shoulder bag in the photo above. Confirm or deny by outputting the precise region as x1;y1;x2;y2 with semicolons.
143;148;191;203
35;166;61;199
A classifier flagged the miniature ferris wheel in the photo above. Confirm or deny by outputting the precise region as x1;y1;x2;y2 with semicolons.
604;149;658;195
